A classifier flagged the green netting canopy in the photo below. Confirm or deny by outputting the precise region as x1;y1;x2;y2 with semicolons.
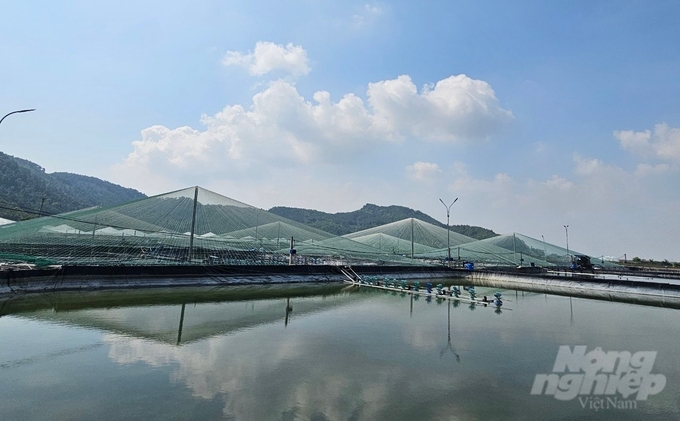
0;187;617;268
0;187;417;266
344;218;477;250
471;233;619;268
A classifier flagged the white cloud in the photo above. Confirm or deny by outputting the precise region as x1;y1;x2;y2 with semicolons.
113;73;512;193
352;4;384;29
222;41;311;77
439;155;680;261
368;74;513;142
634;163;672;177
573;154;604;175
614;123;680;163
542;175;573;191
406;161;441;181
534;141;546;154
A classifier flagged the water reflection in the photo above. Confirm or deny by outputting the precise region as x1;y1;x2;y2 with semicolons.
1;285;679;420
439;301;461;363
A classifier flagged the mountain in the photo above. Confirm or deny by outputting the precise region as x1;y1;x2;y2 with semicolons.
0;152;146;221
268;203;498;240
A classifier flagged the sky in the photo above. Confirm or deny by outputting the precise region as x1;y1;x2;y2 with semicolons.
1;0;680;261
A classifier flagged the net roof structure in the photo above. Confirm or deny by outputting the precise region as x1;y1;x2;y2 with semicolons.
469;233;619;268
341;218;531;266
341;219;613;268
344;218;478;250
0;187;617;268
0;187;412;266
414;240;551;267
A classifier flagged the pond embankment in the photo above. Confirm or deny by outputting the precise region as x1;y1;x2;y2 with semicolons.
467;268;680;308
0;264;460;296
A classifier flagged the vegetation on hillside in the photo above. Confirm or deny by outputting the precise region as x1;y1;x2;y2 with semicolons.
268;203;498;240
0;152;145;221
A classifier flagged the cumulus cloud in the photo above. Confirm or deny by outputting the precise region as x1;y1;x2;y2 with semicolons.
368;74;513;142
406;161;441;181
223;41;311;77
614;123;680;163
114;73;512;192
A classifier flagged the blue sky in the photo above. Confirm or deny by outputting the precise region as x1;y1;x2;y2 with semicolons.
2;1;680;260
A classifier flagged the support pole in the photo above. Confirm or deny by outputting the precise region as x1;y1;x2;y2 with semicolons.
411;218;414;259
189;187;199;263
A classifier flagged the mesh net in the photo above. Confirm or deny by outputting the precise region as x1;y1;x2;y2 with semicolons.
470;233;619;268
344;218;477;249
0;187;417;266
0;187;617;268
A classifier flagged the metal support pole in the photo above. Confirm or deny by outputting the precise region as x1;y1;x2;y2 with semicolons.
564;224;570;262
411;218;414;259
189;187;199;263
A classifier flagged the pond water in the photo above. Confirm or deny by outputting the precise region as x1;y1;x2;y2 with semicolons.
0;283;678;420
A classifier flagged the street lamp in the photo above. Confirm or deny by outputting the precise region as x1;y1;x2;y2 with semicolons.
0;109;35;126
541;235;547;259
564;225;570;262
439;197;458;266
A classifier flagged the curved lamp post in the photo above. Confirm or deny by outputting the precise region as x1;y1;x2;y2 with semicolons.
439;197;458;266
0;109;35;126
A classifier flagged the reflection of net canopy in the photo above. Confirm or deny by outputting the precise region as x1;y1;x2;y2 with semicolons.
16;288;361;345
0;186;615;268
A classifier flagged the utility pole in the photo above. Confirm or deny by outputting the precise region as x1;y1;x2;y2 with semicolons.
541;235;547;259
439;197;458;267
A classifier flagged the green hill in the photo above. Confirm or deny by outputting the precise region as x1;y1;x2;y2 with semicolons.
268;203;498;240
0;152;146;221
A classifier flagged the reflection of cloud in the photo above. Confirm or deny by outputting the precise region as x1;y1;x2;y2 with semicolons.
103;313;477;421
94;291;680;420
401;324;439;351
106;329;391;419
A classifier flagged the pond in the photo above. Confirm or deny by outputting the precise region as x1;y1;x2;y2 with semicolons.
0;283;678;420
